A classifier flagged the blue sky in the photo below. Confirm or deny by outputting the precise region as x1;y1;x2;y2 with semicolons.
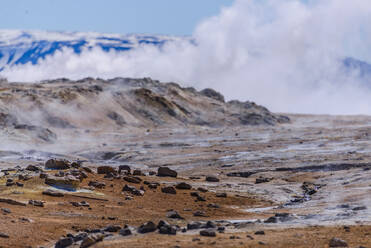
0;0;233;35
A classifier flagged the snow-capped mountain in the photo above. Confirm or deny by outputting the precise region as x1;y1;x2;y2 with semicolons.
0;30;187;71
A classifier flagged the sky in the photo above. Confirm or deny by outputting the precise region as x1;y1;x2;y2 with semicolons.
0;0;233;35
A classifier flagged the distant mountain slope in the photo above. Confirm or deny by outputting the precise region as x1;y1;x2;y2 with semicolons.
0;30;188;71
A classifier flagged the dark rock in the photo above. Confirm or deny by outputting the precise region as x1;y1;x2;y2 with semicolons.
133;169;143;176
88;181;106;189
353;206;367;211
161;186;176;194
73;232;88;242
123;176;142;184
255;176;272;184
196;195;206;202
255;230;265;235
159;225;177;235
122;184;144;196
200;229;216;237
187;222;202;230
104;225;121;232
29;200;44;207
166;211;183;219
55;237;73;248
97;166;116;174
119;228;132;236
45;159;70;170
157;167;177;178
197;187;208;192
138;221;157;233
264;216;278;223
118;165;131;174
226;171;256;178
0;232;9;238
206;221;216;228
216;192;227;198
16;182;23;187
329;238;348;247
193;211;207;217
175;182;192;190
80;234;105;248
207;203;220;208
26;165;40;171
206;176;219;182
1;208;11;214
200;88;225;102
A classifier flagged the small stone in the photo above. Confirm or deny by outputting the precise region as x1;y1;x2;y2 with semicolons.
97;166;116;174
16;182;24;187
123;176;142;184
176;182;192;190
1;208;11;214
200;229;216;237
329;238;348;247
207;203;220;208
0;232;9;238
42;189;64;197
187;221;202;230
133;169;143;176
166;211;183;219
119;228;132;236
104;225;121;232
28;200;44;207
88;181;106;189
138;221;157;233
122;184;144;196
118;165;131;174
26;165;40;172
215;192;227;198
255;230;265;235
198;187;208;192
161;186;177;194
80;234;105;248
157;167;177;178
193;211;207;217
55;237;73;248
206;176;219;182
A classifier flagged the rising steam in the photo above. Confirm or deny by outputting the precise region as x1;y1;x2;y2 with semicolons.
2;0;371;114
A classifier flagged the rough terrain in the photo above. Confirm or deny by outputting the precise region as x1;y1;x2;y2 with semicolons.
0;78;368;247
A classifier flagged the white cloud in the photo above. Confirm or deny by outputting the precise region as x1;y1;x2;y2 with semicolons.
2;0;371;114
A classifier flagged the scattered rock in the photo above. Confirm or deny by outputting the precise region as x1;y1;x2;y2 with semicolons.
255;176;272;184
138;221;157;233
55;237;73;248
216;192;227;198
193;211;207;217
119;227;132;236
80;233;105;248
0;198;26;206
161;186;177;194
0;232;9;238
166;210;184;219
1;208;11;214
97;166;116;174
329;238;348;247
88;181;106;189
123;176;142;184
206;176;219;182
104;225;121;232
200;229;216;237
26;165;40;172
29;200;44;207
42;189;64;197
255;230;265;235
118;165;131;174
187;221;202;230
45;159;70;170
122;184;144;196
157;167;177;178
175;182;192;190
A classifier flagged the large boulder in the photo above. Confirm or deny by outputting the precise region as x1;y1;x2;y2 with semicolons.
157;167;177;178
97;166;116;174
